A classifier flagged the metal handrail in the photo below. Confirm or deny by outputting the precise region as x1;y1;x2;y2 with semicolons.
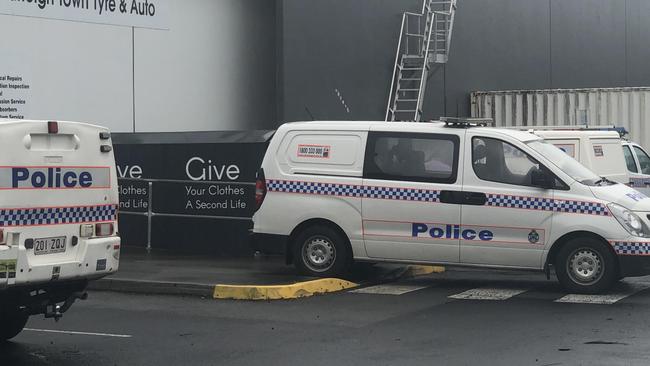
415;10;436;121
385;12;407;121
117;177;254;251
445;0;458;57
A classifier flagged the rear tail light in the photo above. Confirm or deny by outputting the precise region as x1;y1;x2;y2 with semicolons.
0;229;5;245
95;223;114;237
254;169;267;212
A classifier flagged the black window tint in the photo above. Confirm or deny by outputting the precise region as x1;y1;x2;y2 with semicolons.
633;146;650;175
623;146;638;173
364;132;459;184
472;137;541;186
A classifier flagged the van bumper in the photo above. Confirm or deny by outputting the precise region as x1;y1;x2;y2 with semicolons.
619;255;650;277
249;232;288;255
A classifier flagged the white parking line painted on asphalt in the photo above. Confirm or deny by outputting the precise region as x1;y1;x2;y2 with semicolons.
554;283;650;305
349;284;429;295
448;287;529;301
24;328;133;338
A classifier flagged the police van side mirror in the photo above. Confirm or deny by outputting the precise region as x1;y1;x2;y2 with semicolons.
531;167;553;189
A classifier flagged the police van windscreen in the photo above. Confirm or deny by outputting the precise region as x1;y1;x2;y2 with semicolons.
527;140;602;185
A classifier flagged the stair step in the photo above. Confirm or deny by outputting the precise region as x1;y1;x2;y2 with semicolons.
396;99;418;102
399;78;422;81
398;89;420;92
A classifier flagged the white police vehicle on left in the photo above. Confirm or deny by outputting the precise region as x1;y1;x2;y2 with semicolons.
0;120;120;341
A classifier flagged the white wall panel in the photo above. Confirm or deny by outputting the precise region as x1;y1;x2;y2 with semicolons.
134;0;276;132
0;0;276;133
0;14;133;132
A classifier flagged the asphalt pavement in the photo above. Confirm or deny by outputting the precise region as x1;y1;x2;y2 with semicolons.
5;268;650;366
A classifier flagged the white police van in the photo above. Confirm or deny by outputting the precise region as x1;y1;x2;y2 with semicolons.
530;128;650;196
252;119;650;294
0;120;120;341
622;140;650;191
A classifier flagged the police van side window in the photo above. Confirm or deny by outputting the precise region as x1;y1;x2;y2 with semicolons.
624;146;638;173
364;132;459;184
472;137;541;186
633;146;650;175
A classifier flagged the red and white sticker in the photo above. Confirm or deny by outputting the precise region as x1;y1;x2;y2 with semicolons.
297;144;331;159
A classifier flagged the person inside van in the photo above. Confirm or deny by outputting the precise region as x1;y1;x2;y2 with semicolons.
473;137;539;186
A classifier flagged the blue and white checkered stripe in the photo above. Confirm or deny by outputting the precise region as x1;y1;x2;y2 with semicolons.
268;180;609;216
554;200;609;216
0;204;117;227
267;180;438;203
486;194;555;211
486;194;609;216
629;177;650;188
266;180;364;198
363;186;438;202
612;241;650;256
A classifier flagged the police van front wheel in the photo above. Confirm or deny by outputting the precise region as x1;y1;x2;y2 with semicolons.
293;225;351;278
555;237;617;294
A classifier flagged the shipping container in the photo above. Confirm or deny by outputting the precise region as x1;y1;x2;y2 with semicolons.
470;87;650;149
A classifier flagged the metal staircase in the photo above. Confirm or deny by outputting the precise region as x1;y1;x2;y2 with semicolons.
385;0;458;122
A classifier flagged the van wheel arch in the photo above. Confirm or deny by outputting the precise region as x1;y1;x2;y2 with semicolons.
546;231;620;276
286;219;352;266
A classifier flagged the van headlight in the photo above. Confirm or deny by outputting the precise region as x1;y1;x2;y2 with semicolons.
608;203;650;237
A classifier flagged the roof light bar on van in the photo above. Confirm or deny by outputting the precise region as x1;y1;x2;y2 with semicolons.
508;124;629;137
48;121;58;134
440;117;494;128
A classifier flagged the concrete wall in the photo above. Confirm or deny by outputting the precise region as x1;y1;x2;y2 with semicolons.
279;0;650;123
0;0;277;132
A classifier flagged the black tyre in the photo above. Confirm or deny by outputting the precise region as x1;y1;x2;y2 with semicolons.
293;225;351;278
0;308;28;341
555;237;617;294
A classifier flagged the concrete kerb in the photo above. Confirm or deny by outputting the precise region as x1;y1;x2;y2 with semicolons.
90;278;215;298
212;265;445;300
89;264;445;300
213;278;358;300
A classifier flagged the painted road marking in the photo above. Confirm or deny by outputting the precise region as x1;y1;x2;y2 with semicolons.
554;283;650;305
349;284;428;295
448;287;529;301
24;328;132;338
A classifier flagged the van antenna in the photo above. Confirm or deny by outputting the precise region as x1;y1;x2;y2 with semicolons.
304;107;315;121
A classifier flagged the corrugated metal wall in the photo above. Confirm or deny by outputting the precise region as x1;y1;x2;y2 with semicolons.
471;87;650;148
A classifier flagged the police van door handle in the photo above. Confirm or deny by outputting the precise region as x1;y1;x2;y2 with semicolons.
439;190;465;205
463;192;487;205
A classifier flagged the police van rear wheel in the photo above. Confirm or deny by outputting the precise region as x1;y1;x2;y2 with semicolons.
0;308;28;341
555;237;617;294
293;226;350;278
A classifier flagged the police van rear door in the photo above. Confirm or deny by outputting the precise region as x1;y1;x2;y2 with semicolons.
0;121;118;268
